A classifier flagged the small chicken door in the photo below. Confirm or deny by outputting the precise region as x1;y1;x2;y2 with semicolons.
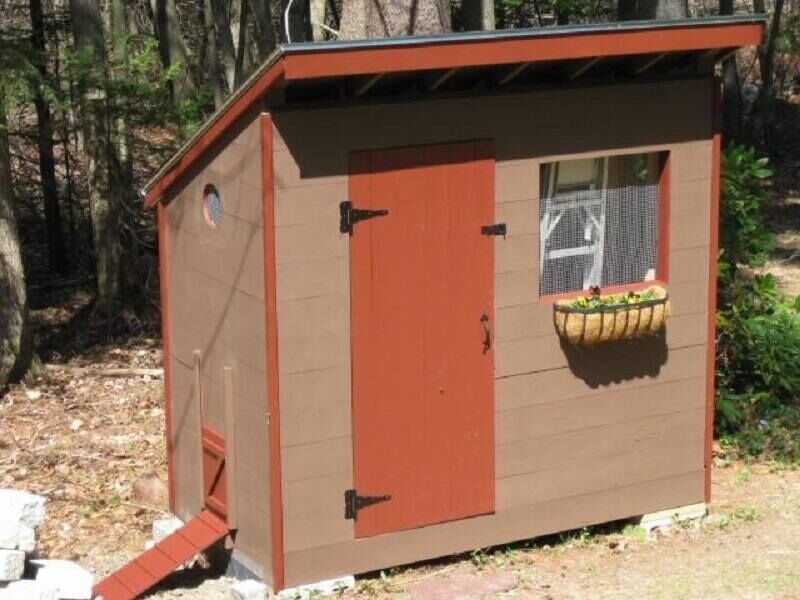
347;141;496;538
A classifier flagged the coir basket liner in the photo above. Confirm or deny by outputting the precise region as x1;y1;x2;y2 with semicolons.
553;286;670;346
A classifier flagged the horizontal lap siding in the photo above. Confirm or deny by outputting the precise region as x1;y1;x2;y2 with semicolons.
271;78;714;586
165;116;272;583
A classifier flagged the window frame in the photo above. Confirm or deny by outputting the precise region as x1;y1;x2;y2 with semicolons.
537;149;671;303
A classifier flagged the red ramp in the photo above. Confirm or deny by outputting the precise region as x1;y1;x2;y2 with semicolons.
93;510;229;600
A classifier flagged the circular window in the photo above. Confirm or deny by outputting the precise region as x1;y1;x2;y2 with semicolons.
203;184;222;228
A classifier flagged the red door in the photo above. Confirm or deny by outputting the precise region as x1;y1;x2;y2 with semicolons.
349;141;495;538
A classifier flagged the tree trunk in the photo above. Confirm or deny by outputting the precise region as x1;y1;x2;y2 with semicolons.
617;0;686;20
719;0;742;144
461;0;494;31
0;107;33;390
212;0;238;92
249;0;276;59
70;0;121;317
339;0;451;38
310;0;326;40
30;0;68;275
283;0;312;42
234;0;250;87
151;0;197;102
205;0;225;107
753;0;785;144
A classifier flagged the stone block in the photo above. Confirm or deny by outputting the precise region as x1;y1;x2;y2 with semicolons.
0;579;58;600
0;490;46;529
0;518;35;553
231;579;268;600
0;551;24;582
30;559;94;600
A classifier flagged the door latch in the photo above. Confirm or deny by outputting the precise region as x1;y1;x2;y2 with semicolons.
340;201;389;235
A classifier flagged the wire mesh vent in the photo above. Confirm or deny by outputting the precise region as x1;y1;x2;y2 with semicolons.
539;184;659;297
203;185;222;228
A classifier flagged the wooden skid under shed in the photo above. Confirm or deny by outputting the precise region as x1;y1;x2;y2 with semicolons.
93;510;229;600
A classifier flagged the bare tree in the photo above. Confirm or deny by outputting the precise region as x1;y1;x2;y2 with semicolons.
339;0;451;38
69;0;121;317
249;0;276;58
310;0;326;40
0;104;32;389
151;0;197;102
462;0;495;31
618;0;686;20
753;0;786;143
719;0;742;144
30;0;67;274
204;0;225;107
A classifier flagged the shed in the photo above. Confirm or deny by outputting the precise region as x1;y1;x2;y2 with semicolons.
117;16;765;596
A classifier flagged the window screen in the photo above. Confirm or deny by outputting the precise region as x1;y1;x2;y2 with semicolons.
539;153;661;297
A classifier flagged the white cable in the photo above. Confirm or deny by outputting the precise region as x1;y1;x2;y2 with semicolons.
284;0;296;43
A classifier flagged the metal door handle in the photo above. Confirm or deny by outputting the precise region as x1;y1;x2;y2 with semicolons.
480;313;491;354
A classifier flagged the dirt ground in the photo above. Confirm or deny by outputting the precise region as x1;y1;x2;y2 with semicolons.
0;287;799;600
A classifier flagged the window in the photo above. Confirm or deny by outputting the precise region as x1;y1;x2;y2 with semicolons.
203;184;223;228
539;152;664;297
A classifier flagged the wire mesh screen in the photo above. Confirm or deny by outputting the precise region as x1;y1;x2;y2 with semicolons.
539;184;659;296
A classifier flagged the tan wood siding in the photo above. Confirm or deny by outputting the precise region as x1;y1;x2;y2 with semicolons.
271;77;714;585
164;116;272;583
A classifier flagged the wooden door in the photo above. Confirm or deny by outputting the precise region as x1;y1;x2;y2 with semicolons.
349;141;495;538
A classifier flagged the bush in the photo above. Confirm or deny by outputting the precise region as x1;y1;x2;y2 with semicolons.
715;144;800;463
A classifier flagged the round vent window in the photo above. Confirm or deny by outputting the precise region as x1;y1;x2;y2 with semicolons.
203;185;222;228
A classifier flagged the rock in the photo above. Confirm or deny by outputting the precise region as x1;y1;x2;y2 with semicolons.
30;559;94;600
0;550;24;581
0;490;46;529
24;390;42;401
231;579;268;600
152;516;183;542
0;579;58;600
132;472;168;507
0;518;35;552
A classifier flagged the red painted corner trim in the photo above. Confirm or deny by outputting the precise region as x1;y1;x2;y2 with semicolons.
261;113;285;591
157;203;176;513
705;76;722;503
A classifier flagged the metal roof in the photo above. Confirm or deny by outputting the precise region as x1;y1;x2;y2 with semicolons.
142;15;765;205
281;16;764;53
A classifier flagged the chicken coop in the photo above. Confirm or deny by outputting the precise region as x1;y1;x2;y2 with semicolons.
96;16;764;598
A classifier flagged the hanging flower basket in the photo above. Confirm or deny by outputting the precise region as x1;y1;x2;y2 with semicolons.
553;285;670;346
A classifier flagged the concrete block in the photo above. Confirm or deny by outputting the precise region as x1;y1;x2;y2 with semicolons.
152;516;183;542
277;575;355;599
0;579;59;600
639;502;707;533
30;560;94;599
0;518;35;553
231;579;268;600
0;490;46;529
0;551;24;581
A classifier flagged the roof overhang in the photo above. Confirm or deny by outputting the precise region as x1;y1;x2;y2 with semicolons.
142;16;765;208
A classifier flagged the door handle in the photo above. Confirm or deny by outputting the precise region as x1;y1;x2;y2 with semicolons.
480;313;491;354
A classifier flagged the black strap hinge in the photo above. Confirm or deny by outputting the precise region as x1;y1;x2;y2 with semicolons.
481;223;507;237
340;201;389;235
345;489;391;520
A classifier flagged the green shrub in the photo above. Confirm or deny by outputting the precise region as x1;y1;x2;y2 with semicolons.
715;144;800;463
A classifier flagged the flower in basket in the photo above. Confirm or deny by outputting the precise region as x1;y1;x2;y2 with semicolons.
553;285;670;345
